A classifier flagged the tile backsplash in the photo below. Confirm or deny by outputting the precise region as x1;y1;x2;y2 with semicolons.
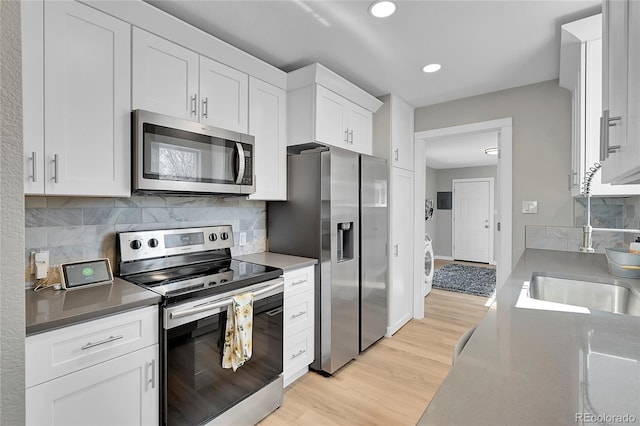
25;195;267;286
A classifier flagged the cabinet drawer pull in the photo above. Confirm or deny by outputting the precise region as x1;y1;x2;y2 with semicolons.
394;148;399;162
348;130;354;144
291;311;306;319
291;349;306;359
30;151;37;182
291;279;307;286
394;244;399;257
81;334;124;350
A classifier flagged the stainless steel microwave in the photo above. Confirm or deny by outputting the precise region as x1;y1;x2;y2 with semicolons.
132;110;254;195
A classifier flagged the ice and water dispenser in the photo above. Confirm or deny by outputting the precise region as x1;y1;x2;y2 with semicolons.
336;222;354;262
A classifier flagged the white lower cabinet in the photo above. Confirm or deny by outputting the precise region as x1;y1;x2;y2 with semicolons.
283;265;315;387
26;306;159;426
26;345;159;426
388;167;414;336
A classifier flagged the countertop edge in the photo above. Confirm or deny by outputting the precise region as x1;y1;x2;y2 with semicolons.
235;252;318;271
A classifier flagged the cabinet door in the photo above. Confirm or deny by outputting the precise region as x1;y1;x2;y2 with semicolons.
388;168;414;336
248;77;287;200
132;28;199;120
199;56;249;133
26;345;159;426
22;0;44;194
44;1;130;197
391;96;415;171
315;85;348;148
601;0;640;184
347;103;373;155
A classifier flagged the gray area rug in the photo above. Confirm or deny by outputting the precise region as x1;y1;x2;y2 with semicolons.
432;264;496;297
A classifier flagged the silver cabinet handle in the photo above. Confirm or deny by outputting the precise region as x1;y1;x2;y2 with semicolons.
291;349;306;359
348;130;354;144
146;358;156;390
52;154;59;183
291;311;306;319
600;109;622;161
291;279;306;286
394;244;399;257
30;151;37;182
344;129;349;143
394;148;399;162
191;94;197;116
81;334;124;350
202;97;208;118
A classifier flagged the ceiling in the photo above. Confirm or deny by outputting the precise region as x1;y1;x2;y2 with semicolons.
425;131;499;169
145;0;601;108
144;0;600;169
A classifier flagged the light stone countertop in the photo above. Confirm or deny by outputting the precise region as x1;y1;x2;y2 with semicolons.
419;249;640;426
235;252;317;271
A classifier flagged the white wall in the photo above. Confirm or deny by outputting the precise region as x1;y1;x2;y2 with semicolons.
415;80;573;267
433;166;497;258
0;0;26;422
424;166;437;242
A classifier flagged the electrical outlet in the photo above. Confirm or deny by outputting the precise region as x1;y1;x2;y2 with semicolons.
239;232;247;246
34;251;49;279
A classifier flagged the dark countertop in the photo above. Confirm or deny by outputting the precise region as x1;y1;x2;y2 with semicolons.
26;277;161;336
235;252;317;271
419;249;640;425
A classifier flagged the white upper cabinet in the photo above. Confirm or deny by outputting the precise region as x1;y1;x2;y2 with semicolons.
248;77;287;200
26;0;131;197
132;28;249;133
560;14;640;196
372;93;414;171
200;56;249;133
287;64;382;155
600;0;640;185
132;27;199;120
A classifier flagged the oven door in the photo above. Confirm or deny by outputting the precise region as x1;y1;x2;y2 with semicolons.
163;279;283;426
133;110;254;195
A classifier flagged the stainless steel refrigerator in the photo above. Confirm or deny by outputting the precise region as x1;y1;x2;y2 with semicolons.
268;146;388;375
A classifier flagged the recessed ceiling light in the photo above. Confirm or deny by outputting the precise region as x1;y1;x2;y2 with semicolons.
484;147;499;156
422;64;442;73
369;1;397;18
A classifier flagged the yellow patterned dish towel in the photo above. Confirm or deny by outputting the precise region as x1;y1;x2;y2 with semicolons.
222;292;254;371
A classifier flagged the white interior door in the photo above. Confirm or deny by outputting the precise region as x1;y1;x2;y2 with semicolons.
453;178;493;263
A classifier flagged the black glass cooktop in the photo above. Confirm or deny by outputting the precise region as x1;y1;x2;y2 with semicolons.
124;259;282;301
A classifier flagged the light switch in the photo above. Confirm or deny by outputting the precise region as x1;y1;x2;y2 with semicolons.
522;201;538;214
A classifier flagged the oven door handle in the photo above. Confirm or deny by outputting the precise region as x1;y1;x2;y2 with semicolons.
169;279;283;320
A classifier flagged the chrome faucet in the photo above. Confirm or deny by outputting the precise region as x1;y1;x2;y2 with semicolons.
579;163;640;252
579;163;601;253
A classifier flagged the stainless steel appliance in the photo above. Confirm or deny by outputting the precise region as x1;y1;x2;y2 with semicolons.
117;225;283;426
268;147;388;374
132;110;255;195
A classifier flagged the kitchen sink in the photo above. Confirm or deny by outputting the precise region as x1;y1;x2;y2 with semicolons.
526;273;640;317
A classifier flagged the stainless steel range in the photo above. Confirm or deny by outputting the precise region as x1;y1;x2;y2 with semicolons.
117;225;284;426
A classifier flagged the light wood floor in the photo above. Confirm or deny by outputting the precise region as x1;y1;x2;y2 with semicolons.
259;290;489;425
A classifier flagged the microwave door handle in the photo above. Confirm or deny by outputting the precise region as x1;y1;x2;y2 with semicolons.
235;142;245;185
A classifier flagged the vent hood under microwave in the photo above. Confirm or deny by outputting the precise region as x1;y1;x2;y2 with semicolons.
132;110;255;196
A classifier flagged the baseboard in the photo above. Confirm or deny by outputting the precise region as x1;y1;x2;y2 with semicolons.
434;255;453;261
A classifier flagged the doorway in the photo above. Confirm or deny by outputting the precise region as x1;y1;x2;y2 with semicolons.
452;178;494;264
412;118;512;319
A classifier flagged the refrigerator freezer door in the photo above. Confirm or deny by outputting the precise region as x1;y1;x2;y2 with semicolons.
319;149;360;374
359;155;389;351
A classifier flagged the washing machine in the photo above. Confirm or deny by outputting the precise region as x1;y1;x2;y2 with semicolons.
424;234;434;296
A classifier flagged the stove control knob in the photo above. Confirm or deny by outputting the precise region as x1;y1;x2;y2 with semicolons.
208;233;218;242
148;238;159;248
130;240;142;250
220;232;229;240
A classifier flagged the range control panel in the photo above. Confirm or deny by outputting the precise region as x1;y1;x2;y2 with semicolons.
118;225;234;262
